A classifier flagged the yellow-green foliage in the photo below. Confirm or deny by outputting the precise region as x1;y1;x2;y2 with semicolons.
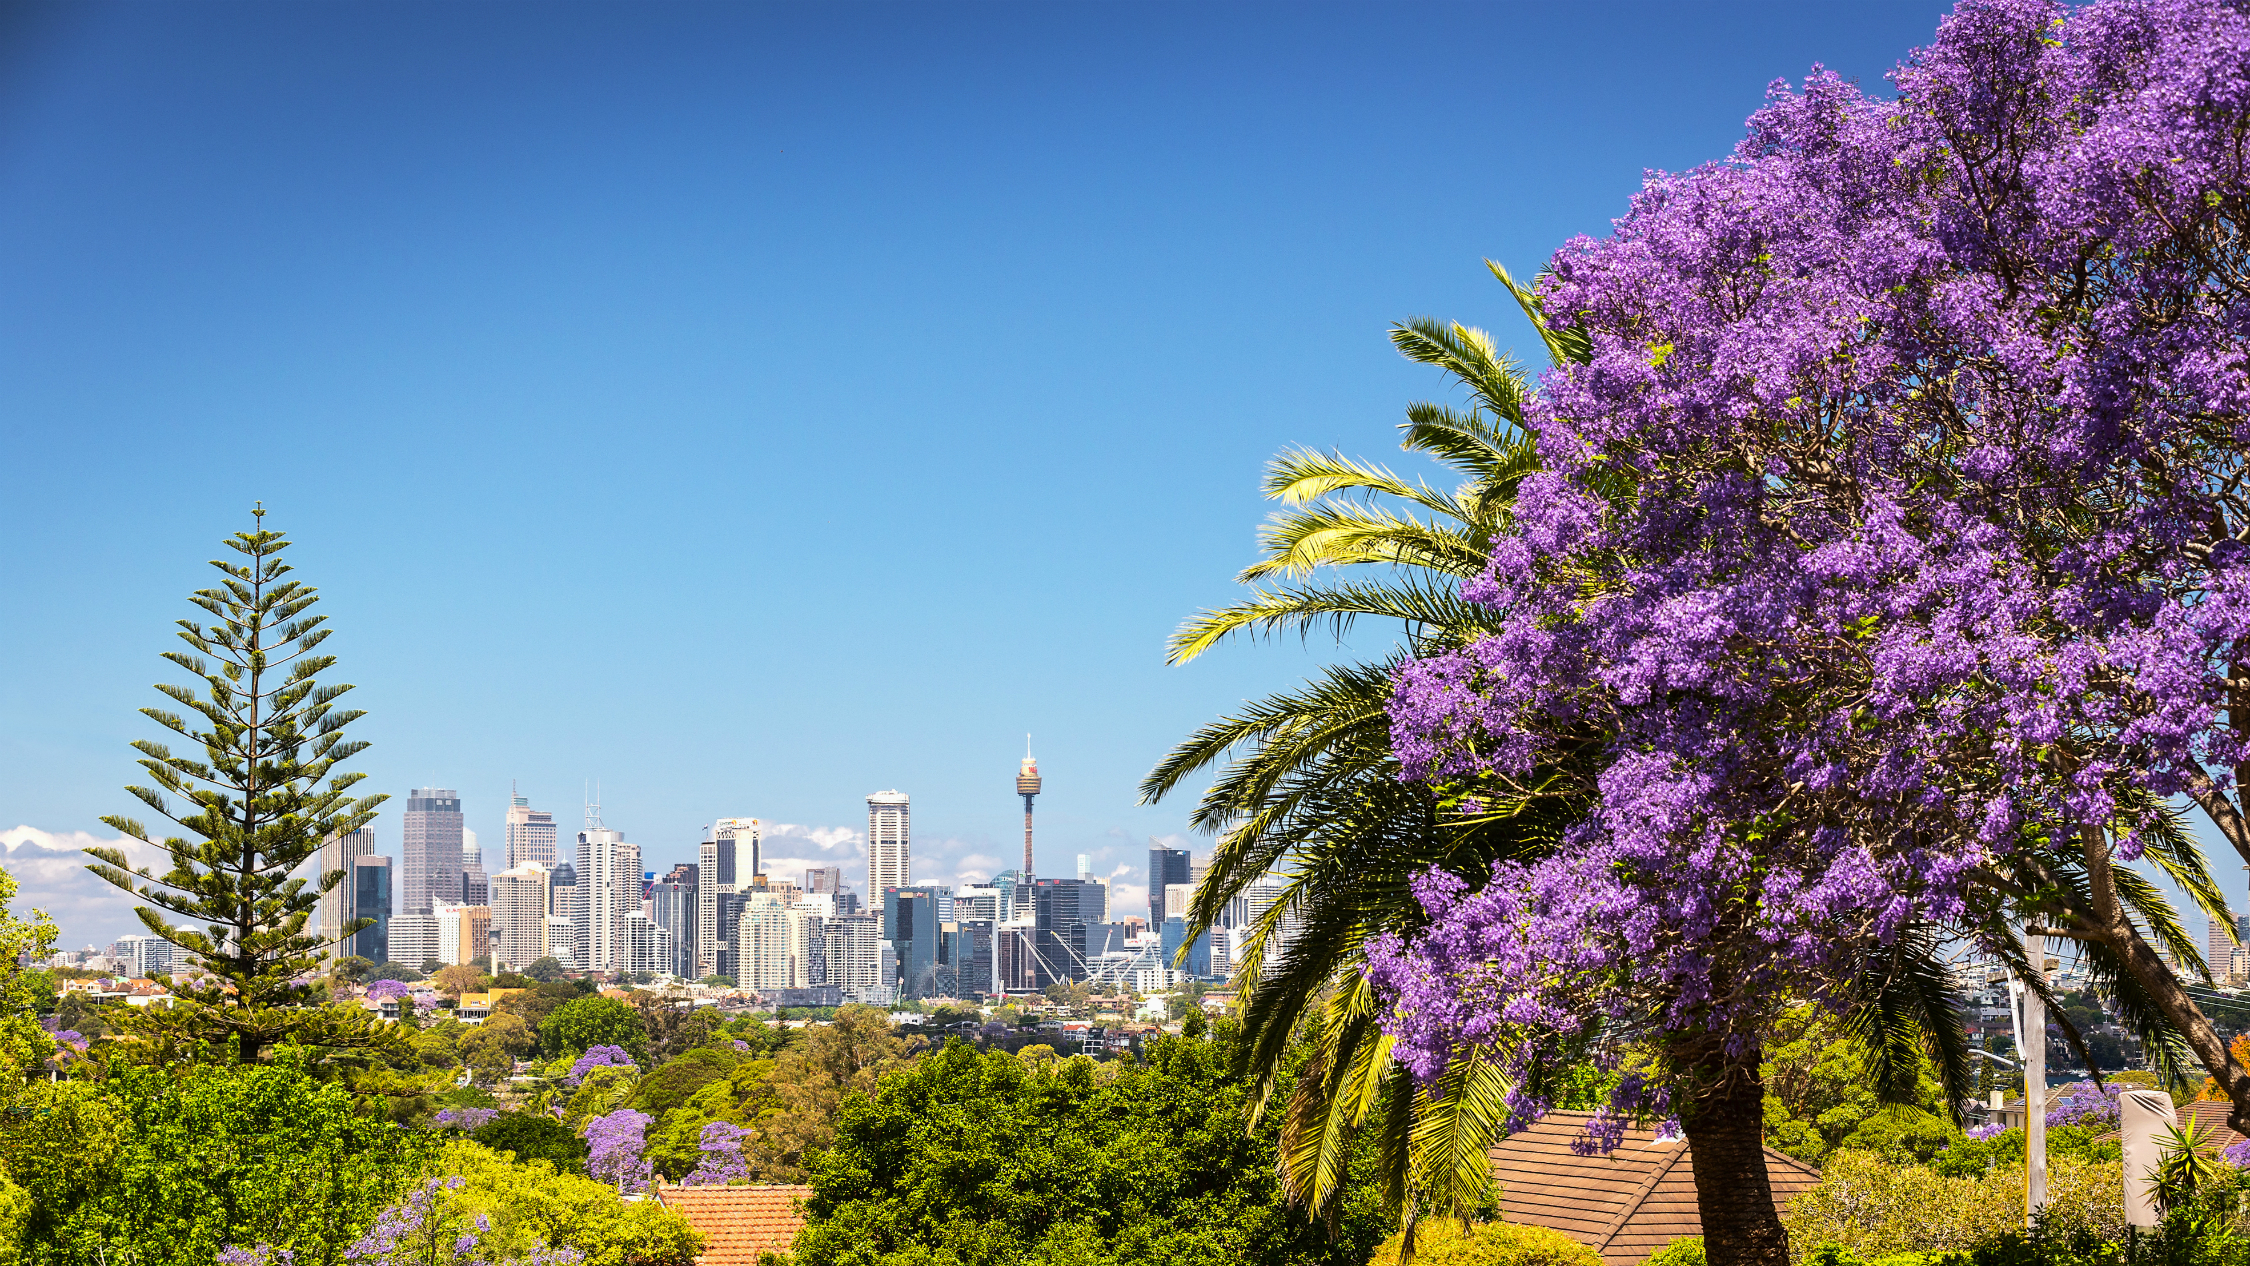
1783;1150;2126;1262
432;1139;703;1266
1645;1237;1705;1266
1367;1218;1601;1266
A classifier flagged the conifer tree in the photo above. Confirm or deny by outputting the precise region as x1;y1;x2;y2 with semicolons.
90;506;389;1062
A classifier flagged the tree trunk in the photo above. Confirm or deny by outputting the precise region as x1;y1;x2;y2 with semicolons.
1677;1040;1789;1266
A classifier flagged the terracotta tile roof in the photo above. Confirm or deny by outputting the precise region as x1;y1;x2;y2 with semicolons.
652;1182;812;1265
1489;1110;1822;1266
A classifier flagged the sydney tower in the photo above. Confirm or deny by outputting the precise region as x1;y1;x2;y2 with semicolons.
1016;739;1041;891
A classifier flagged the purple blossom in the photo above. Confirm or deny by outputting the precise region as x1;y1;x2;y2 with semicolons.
433;1108;499;1131
1372;0;2250;1145
732;1040;750;1052
583;1109;653;1193
218;1248;294;1266
2047;1081;2125;1128
565;1044;636;1088
1965;1121;2007;1143
2223;1138;2250;1167
681;1121;750;1186
365;980;413;1003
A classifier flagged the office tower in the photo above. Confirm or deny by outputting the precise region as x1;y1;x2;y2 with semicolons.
1162;915;1213;978
737;897;793;990
824;914;888;1004
2214;913;2237;978
953;885;1003;922
115;934;176;979
1243;873;1293;961
623;912;672;978
433;902;489;968
991;870;1021;920
581;807;641;975
803;866;843;896
350;857;392;964
491;863;552;972
549;862;579;969
462;829;490;906
788;908;828;987
883;887;944;999
388;914;440;970
403;788;465;915
945;920;995;997
1031;878;1103;987
651;863;699;979
699;819;760;979
1148;843;1191;927
1164;884;1195;927
1016;746;1041;889
317;827;376;949
867;791;910;896
1077;853;1091;882
505;787;558;869
996;921;1038;994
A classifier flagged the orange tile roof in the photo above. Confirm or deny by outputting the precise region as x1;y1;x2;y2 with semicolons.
1489;1110;1821;1266
652;1182;812;1265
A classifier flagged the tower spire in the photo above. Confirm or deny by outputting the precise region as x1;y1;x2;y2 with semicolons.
1016;741;1042;905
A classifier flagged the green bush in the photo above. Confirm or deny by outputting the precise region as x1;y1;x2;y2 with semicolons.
1647;1237;1705;1266
1365;1219;1600;1266
1784;1150;2124;1262
469;1112;589;1176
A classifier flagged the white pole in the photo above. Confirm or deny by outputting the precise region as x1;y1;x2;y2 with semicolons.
2025;931;2048;1225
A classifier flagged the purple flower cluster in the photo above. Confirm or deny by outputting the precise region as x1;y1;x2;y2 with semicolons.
2047;1081;2125;1128
1965;1121;2008;1143
2223;1138;2250;1167
1372;0;2250;1136
433;1108;499;1131
365;980;413;1003
681;1121;750;1186
344;1175;585;1266
218;1247;295;1266
583;1109;652;1193
564;1045;636;1088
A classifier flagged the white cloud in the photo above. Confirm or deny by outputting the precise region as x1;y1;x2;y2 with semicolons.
0;825;171;949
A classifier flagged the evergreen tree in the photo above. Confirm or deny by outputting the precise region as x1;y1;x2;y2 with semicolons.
89;507;390;1062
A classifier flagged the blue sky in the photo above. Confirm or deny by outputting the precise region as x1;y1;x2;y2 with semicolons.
0;0;1980;947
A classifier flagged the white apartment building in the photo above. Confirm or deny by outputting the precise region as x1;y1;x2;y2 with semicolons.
737;897;794;991
623;912;673;978
491;863;551;972
581;819;641;975
698;818;759;980
388;914;440;970
113;933;176;979
824;913;890;1004
505;791;558;869
432;901;490;967
866;791;910;897
545;916;576;970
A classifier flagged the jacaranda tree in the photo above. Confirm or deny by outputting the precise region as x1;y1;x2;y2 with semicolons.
1368;2;2250;1264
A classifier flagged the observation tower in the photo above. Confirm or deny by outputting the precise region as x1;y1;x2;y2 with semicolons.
1016;737;1041;892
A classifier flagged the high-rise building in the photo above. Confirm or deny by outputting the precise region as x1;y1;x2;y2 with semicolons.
953;885;1003;922
867;792;910;896
737;897;793;990
388;913;440;971
549;862;579;970
1031;878;1104;987
1077;853;1091;881
350;857;392;964
883;887;947;999
317;827;377;952
623;912;672;978
115;934;176;979
491;863;552;972
1162;915;1213;978
462;828;490;906
505;788;558;869
433;902;489;968
996;919;1038;994
824;914;889;1004
2213;912;2237;980
403;788;465;915
581;807;641;975
1148;843;1191;927
651;863;698;979
699;820;759;979
803;866;843;897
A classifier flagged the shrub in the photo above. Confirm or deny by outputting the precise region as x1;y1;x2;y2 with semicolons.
1365;1218;1600;1266
468;1112;588;1176
1784;1151;2125;1262
1647;1237;1705;1266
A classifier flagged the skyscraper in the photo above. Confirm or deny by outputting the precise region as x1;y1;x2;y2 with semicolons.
505;787;558;869
350;856;392;964
803;866;843;896
580;803;641;975
316;827;376;953
651;863;699;979
461;829;489;905
1148;843;1191;928
491;863;551;972
699;819;759;979
867;791;910;896
402;788;464;915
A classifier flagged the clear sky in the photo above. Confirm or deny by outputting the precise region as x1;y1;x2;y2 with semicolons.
0;0;1988;948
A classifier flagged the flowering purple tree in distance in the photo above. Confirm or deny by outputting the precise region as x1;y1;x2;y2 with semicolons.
1373;1;2250;1262
565;1044;636;1088
680;1121;750;1187
584;1109;652;1194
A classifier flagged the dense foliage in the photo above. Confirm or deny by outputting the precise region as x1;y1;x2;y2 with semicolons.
795;1028;1392;1266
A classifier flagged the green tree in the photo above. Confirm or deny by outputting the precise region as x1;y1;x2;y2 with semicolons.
540;996;648;1060
87;509;393;1064
795;1028;1392;1266
0;866;57;1075
468;1113;589;1176
432;1139;700;1266
524;957;566;982
0;1052;435;1265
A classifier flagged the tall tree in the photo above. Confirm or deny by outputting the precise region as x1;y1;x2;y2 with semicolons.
89;507;389;1063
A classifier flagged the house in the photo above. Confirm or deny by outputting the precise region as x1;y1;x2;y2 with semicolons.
649;1182;811;1265
1488;1110;1821;1266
